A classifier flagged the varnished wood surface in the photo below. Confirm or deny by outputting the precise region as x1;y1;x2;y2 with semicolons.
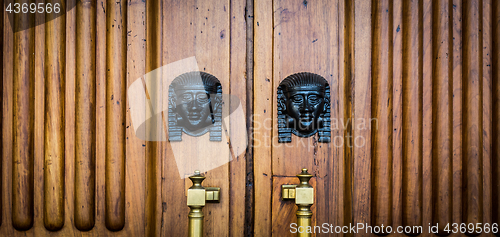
371;0;393;229
74;0;96;231
1;0;499;236
105;0;127;231
44;0;66;231
493;0;500;228
431;0;453;234
12;8;35;231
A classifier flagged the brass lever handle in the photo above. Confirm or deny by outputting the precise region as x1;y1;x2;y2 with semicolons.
282;168;314;237
187;170;220;237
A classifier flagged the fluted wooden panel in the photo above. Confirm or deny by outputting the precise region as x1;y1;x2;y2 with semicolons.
74;0;96;231
105;0;127;231
493;0;500;228
145;0;162;236
43;0;66;231
431;0;453;234
353;0;372;231
462;0;484;230
12;10;35;231
370;0;393;229
402;0;423;233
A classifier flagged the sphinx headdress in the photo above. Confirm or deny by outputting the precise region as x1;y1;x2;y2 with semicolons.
168;71;222;141
277;72;331;143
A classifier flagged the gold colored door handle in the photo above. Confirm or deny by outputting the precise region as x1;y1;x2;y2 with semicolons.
282;168;314;237
187;170;220;237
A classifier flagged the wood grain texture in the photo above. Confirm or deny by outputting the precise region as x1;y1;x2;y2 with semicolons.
162;0;230;236
431;0;453;234
402;0;423;233
0;0;3;227
44;0;66;231
12;9;35;231
253;0;273;235
271;177;316;237
482;0;493;230
422;0;433;236
229;0;248;235
343;0;355;233
353;1;372;234
452;0;464;229
271;1;338;235
392;0;404;231
74;0;96;231
145;0;162;236
370;0;393;229
125;0;147;235
462;0;484;230
493;0;500;227
105;0;127;231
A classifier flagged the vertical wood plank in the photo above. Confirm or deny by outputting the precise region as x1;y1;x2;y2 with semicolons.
1;2;13;235
343;0;354;232
337;0;348;234
353;1;372;234
493;0;500;227
43;0;66;231
462;0;484;229
95;0;106;233
0;0;3;226
105;0;127;231
74;0;96;231
392;0;403;230
482;0;493;228
126;0;146;235
145;0;162;236
229;0;248;235
33;0;45;234
12;8;35;231
271;1;337;234
253;0;273;235
452;0;463;228
162;1;230;236
402;0;423;233
244;0;255;236
370;0;393;229
431;0;453;234
422;0;433;236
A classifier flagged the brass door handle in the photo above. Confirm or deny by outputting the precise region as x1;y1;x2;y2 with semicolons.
282;168;314;237
187;170;220;237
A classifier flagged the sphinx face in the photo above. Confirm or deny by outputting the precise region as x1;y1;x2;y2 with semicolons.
176;88;212;131
285;90;325;134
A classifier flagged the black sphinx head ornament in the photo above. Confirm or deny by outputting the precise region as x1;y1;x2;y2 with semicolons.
168;71;222;142
277;72;331;143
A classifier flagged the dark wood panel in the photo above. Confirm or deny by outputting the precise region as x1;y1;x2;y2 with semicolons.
431;0;453;234
402;0;423;233
493;0;500;228
462;0;484;230
371;0;393;229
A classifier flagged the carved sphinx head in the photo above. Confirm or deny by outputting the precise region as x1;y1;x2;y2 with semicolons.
278;72;331;143
168;72;222;141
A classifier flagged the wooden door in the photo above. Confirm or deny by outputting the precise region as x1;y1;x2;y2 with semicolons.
2;0;500;237
1;0;248;236
253;0;500;236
